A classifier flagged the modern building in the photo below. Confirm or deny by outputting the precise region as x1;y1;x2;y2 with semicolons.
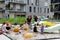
0;0;53;18
51;0;60;19
0;0;26;18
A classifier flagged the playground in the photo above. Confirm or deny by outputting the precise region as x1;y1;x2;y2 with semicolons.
0;16;60;40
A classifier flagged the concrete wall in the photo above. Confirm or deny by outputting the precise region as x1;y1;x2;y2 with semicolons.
15;12;25;15
9;12;25;18
9;13;15;18
10;4;13;8
16;4;20;9
10;3;20;9
0;12;3;18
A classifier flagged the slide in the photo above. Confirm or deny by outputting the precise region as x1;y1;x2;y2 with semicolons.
0;34;11;40
44;24;60;32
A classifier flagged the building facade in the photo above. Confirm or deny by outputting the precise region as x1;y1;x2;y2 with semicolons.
51;0;60;19
0;0;26;18
0;0;53;18
26;0;53;18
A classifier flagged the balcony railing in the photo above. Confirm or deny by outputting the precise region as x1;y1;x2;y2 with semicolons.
5;0;26;4
0;0;4;1
51;0;60;3
54;11;60;13
6;9;26;12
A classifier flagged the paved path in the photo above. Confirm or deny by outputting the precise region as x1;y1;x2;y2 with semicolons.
3;31;60;40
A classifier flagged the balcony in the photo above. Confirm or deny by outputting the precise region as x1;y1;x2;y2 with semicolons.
6;9;26;13
54;11;60;13
0;8;4;11
0;4;3;8
51;0;60;3
0;4;4;11
5;0;26;5
0;0;4;2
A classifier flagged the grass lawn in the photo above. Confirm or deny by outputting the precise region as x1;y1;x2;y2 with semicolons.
0;17;34;24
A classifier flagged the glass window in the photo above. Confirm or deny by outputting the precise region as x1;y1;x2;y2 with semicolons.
44;8;46;13
35;0;39;6
35;0;37;5
13;4;16;10
29;6;32;12
38;0;39;6
34;7;36;13
40;8;42;13
47;8;49;13
27;0;29;5
38;7;39;13
5;0;10;1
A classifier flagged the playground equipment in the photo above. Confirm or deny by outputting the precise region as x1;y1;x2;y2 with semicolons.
38;17;60;32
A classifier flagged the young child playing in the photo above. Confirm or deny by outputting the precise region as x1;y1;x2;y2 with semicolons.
41;23;44;34
33;24;38;32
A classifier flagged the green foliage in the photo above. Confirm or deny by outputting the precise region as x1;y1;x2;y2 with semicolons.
0;17;26;24
0;17;34;24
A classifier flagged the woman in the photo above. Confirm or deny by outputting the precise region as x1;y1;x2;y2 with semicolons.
26;15;32;29
26;16;32;25
34;15;38;22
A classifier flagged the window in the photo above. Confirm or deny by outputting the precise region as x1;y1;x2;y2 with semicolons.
35;0;39;6
31;0;34;5
5;0;10;1
13;4;16;10
38;7;39;13
20;6;24;11
35;0;37;5
40;8;42;13
27;0;29;5
34;7;36;13
38;0;39;6
44;8;46;13
47;8;49;13
45;0;48;1
29;6;32;12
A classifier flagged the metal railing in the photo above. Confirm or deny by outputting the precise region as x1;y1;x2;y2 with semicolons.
5;0;26;4
0;0;4;1
6;9;26;12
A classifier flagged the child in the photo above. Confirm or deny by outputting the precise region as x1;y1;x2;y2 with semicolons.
33;24;38;32
2;22;7;32
6;23;11;33
41;23;44;34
